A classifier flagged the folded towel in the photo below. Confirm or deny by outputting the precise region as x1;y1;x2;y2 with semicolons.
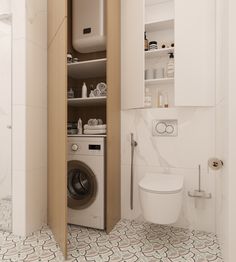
88;119;103;126
84;124;107;130
84;129;106;135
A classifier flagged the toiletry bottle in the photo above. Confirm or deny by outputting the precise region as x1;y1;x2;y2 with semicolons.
78;118;83;135
164;93;169;108
82;82;87;98
145;87;152;108
68;87;74;98
144;32;149;51
167;52;174;78
156;89;159;107
158;92;164;108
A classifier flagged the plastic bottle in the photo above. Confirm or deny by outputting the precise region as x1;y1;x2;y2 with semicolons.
77;118;82;135
68;88;74;98
158;92;164;108
144;32;149;51
167;53;174;78
145;87;152;108
164;93;169;108
82;82;87;98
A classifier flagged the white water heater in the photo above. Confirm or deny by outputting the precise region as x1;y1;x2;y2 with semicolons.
72;0;106;53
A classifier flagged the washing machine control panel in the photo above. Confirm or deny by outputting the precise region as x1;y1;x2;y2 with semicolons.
68;137;105;156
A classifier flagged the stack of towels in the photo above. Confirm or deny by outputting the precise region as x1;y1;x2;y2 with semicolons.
84;119;106;135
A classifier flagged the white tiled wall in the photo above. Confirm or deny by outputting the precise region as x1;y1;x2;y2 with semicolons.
12;0;47;236
12;0;27;236
25;0;47;234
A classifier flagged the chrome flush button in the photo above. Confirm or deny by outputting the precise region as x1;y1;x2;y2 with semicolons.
156;122;166;134
153;120;178;137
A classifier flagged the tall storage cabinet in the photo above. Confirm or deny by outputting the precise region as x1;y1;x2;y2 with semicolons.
48;0;121;258
122;0;216;109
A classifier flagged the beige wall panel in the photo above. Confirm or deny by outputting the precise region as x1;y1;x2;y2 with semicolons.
48;19;67;257
106;0;121;233
48;0;67;46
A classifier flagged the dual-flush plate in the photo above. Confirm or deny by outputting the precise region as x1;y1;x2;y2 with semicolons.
152;120;178;137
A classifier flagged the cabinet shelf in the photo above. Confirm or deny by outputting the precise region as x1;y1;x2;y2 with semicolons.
68;97;106;107
145;47;174;58
67;58;107;79
68;134;107;138
145;78;174;86
145;19;174;32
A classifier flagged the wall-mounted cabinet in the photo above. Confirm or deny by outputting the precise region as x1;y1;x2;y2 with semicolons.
122;0;216;110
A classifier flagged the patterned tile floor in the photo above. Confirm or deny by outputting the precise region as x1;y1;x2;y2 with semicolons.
0;219;223;262
0;198;12;232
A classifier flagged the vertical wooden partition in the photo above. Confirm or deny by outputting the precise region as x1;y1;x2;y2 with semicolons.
48;0;68;258
106;0;121;233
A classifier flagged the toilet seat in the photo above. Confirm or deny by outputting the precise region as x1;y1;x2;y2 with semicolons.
139;173;184;194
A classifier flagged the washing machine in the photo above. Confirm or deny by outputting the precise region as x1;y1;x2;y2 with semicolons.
67;136;105;229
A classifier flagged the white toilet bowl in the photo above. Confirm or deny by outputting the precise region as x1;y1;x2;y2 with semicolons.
139;173;184;225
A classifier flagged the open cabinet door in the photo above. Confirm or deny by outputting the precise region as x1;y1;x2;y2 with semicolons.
106;0;121;233
48;0;68;258
121;0;144;109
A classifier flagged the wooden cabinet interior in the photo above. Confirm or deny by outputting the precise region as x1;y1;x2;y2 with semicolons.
67;0;121;234
67;0;107;127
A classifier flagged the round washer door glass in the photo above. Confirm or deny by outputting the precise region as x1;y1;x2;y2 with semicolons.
68;160;97;210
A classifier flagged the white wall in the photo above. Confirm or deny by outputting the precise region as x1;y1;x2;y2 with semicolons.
121;0;218;233
12;0;47;236
12;0;27;236
216;0;236;261
215;0;229;260
121;108;216;232
25;0;47;235
0;19;11;200
227;0;236;255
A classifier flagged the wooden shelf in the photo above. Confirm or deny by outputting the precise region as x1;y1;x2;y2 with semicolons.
145;0;171;5
67;58;107;79
145;47;174;58
145;78;174;86
68;97;106;107
143;106;174;110
145;19;174;32
68;134;107;138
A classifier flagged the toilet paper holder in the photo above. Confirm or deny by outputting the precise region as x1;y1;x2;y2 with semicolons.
188;165;212;199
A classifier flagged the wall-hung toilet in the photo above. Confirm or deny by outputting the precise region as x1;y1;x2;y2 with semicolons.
139;173;184;225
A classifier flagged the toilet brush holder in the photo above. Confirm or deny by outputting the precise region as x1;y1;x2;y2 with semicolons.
188;165;212;200
188;190;212;199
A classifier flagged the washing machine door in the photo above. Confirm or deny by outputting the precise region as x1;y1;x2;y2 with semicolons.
67;160;97;210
